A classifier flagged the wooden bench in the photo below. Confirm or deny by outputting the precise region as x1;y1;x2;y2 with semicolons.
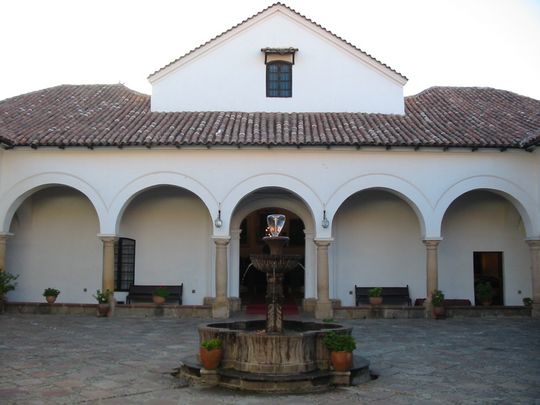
355;286;412;306
126;284;183;305
414;298;471;307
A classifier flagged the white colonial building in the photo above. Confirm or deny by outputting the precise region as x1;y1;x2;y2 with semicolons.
0;3;539;318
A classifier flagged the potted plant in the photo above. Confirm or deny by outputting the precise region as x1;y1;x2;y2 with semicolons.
476;282;494;306
152;287;170;305
43;287;60;304
368;287;383;305
199;338;222;370
323;331;356;371
431;289;445;318
93;289;111;316
523;297;533;307
0;271;19;313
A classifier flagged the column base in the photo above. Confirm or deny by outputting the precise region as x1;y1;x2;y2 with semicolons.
212;297;230;319
532;302;540;318
314;301;334;320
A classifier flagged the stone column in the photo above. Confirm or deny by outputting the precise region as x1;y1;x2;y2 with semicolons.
213;237;231;319
314;239;333;320
423;239;441;314
526;239;540;318
228;229;242;312
99;235;117;297
303;231;316;308
0;233;13;272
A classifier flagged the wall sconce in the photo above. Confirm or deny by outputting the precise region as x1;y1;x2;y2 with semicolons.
214;210;223;228
321;210;329;229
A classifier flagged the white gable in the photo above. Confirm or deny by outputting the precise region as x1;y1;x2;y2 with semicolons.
149;5;406;114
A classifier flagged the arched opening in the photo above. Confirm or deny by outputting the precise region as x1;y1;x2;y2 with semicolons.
229;187;315;312
117;185;212;305
440;190;530;305
239;207;305;306
332;189;424;305
6;186;101;303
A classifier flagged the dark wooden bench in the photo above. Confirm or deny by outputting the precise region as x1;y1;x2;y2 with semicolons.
414;298;471;307
355;286;412;306
126;284;183;304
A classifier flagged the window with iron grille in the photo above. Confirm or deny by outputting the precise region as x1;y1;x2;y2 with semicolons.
266;62;292;97
114;238;135;291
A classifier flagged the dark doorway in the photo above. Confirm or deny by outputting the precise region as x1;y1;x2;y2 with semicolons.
473;251;503;305
239;208;305;306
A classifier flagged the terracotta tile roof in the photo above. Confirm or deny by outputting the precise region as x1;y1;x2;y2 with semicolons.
148;2;407;82
0;84;538;150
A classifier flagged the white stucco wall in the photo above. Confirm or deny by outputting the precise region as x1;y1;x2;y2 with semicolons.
6;187;102;303
439;190;531;305
0;147;538;304
119;186;212;305
150;11;404;113
332;191;425;305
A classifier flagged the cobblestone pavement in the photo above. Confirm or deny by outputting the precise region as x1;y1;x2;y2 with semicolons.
1;314;539;404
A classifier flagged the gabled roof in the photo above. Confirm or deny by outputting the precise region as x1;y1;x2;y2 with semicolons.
147;2;407;84
0;84;538;150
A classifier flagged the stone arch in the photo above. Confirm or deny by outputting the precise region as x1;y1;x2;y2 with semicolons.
434;176;537;238
325;174;431;237
107;171;218;234
220;173;323;235
0;172;106;233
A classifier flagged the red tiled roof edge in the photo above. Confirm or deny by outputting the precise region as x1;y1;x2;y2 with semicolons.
147;2;407;81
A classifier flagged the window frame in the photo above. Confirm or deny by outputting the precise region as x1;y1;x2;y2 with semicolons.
266;61;293;98
114;237;136;292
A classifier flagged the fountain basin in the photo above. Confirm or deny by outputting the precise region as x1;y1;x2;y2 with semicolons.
199;320;350;374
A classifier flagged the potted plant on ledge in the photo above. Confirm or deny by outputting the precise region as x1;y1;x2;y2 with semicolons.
476;282;495;306
43;287;60;304
153;287;170;305
323;331;356;371
93;289;111;317
368;287;383;305
431;289;445;319
200;338;222;370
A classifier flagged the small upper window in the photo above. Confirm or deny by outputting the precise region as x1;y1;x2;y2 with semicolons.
266;62;292;98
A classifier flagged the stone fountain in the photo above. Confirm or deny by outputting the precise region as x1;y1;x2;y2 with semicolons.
178;214;370;392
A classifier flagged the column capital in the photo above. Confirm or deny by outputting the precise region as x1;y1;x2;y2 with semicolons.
314;238;334;247
423;238;442;248
230;228;242;239
98;234;118;243
212;236;231;246
525;239;540;249
0;233;14;240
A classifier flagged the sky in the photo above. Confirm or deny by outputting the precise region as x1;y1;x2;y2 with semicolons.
1;0;539;101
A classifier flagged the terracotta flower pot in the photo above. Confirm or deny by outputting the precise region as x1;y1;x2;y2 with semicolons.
330;351;353;371
432;306;445;318
199;347;222;370
153;295;166;305
97;303;110;317
45;295;57;304
369;296;383;305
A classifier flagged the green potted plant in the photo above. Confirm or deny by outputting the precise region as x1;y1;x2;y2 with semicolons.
0;271;19;313
200;337;222;370
431;289;445;318
93;289;111;316
476;282;494;306
523;297;533;307
43;287;60;304
152;286;170;305
368;287;383;305
323;331;356;371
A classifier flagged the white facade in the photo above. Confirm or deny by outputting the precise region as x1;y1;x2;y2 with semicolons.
150;7;405;114
1;147;539;306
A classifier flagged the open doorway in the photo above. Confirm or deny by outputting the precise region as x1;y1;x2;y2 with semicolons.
239;208;305;306
473;251;504;305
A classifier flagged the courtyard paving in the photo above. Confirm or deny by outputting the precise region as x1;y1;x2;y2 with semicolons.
0;313;539;404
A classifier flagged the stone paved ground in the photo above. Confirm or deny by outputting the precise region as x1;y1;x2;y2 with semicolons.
1;314;539;404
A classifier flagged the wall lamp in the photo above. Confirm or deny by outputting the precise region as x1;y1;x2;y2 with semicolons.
214;210;223;228
321;210;329;229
